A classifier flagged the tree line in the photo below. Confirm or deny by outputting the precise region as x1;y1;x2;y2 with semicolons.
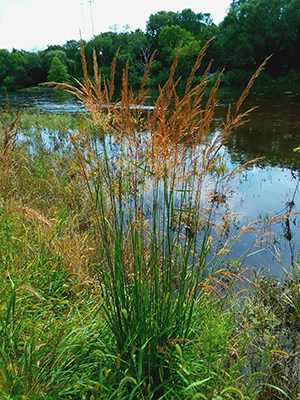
1;0;299;91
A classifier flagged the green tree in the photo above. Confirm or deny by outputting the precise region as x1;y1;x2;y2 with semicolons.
3;76;16;91
25;52;45;85
127;29;152;69
146;11;179;37
159;25;195;63
47;56;70;83
0;50;14;85
84;33;116;73
154;25;202;84
63;40;81;59
219;0;300;77
63;40;82;76
198;23;222;72
10;51;31;87
177;40;202;77
43;49;69;71
0;49;35;89
177;8;206;37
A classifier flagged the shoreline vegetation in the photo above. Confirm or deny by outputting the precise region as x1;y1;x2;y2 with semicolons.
1;35;300;400
1;0;300;92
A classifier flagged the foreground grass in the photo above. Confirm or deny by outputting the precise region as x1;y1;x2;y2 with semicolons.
1;43;299;400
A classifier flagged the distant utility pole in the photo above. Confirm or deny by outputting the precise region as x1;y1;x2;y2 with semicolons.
88;0;95;37
79;0;86;39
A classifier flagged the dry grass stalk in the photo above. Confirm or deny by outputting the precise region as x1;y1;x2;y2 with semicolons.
235;55;272;115
17;285;44;300
4;206;50;226
0;105;23;171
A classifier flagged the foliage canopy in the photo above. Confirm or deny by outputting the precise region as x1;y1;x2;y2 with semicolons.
0;1;299;91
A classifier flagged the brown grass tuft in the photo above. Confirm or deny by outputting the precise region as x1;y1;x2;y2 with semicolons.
5;206;50;226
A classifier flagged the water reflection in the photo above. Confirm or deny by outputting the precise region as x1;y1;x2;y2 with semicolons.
228;126;300;170
1;85;300;276
224;160;300;275
212;86;300;274
214;85;300;169
0;88;86;114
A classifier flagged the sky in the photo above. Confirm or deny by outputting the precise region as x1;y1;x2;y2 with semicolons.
0;0;232;52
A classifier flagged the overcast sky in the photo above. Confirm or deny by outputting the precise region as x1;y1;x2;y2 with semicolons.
0;0;231;51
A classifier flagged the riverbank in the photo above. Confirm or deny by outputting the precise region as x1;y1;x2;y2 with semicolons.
1;56;300;399
1;109;299;400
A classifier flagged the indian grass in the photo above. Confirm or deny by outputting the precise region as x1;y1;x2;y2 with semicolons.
42;41;281;398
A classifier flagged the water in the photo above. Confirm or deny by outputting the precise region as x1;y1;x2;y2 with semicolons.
0;88;86;114
212;86;300;275
1;85;300;277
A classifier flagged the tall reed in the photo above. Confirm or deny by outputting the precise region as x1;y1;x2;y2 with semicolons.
0;97;23;206
45;41;269;396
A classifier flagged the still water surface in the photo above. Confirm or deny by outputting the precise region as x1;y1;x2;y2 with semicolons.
214;86;300;275
1;86;300;277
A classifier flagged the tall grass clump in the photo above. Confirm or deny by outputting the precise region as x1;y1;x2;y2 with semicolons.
239;267;300;400
0;97;104;398
43;43;272;398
